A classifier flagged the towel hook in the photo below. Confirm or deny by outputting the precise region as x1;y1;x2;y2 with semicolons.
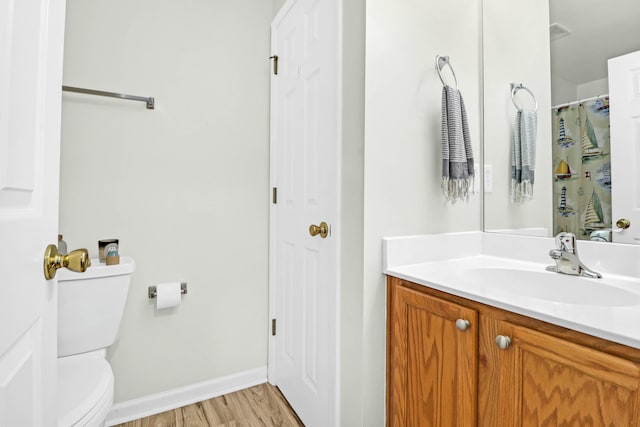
511;83;538;112
436;55;458;89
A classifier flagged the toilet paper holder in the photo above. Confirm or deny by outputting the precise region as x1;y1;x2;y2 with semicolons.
148;282;188;299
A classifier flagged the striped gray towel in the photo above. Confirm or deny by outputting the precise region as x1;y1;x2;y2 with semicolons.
511;109;537;204
441;86;474;202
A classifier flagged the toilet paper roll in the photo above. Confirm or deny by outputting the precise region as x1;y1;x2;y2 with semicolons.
156;282;182;309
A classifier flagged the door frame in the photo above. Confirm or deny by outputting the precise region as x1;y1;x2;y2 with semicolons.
267;0;343;424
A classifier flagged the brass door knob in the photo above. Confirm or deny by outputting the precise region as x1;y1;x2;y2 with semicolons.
616;218;631;229
309;221;329;238
43;244;91;280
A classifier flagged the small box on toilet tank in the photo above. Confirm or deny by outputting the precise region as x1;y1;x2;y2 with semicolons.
98;238;119;264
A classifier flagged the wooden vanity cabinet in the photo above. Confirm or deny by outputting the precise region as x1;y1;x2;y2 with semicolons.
387;281;478;426
479;316;640;426
387;277;640;426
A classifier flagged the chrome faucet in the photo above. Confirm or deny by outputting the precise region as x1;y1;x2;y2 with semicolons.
545;232;602;278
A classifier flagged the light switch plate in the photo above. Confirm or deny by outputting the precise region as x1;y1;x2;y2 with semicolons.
484;164;493;193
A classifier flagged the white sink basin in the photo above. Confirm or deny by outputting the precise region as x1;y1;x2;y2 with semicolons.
384;232;640;349
462;267;640;307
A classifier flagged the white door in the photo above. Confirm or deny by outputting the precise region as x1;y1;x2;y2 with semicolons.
609;50;640;244
269;0;340;425
0;0;66;425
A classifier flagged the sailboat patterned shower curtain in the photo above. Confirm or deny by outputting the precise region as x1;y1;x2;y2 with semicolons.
552;97;611;240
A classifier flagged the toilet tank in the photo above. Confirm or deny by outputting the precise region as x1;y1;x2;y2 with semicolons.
57;257;135;357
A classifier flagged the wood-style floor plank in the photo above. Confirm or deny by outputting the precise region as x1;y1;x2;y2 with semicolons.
180;402;209;426
114;383;303;427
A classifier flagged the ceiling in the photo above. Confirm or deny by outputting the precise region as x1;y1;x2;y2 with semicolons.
550;0;640;86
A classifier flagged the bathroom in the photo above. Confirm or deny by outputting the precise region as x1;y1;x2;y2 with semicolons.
1;0;640;425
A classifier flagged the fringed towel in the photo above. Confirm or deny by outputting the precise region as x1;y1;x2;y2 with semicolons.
441;86;474;202
511;109;537;204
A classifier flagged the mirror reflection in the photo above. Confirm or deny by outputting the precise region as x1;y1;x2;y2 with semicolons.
483;0;640;244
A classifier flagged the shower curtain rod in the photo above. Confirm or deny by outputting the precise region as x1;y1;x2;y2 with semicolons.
552;94;608;110
62;85;155;109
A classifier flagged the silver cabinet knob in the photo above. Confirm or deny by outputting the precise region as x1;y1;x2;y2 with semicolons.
455;319;470;332
495;335;512;350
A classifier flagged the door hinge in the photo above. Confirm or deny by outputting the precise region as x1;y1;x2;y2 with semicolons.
270;55;278;75
272;318;277;336
272;187;278;204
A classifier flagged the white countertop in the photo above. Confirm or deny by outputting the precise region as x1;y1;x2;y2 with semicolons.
383;232;640;350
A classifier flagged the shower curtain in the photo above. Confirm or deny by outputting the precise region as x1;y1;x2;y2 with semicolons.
552;96;611;240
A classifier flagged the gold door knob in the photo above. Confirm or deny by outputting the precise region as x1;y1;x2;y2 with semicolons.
309;221;329;238
43;244;91;280
616;218;631;229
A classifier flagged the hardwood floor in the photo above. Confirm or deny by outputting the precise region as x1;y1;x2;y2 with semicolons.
114;383;304;427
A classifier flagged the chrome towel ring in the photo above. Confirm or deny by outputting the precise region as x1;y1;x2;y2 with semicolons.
511;83;537;112
436;55;458;89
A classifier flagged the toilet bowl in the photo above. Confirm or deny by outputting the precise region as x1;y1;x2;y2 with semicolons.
57;257;135;427
58;351;114;427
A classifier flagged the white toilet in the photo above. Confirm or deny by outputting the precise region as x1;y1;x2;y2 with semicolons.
56;257;135;427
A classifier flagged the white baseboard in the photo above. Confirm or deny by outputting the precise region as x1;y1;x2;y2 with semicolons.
105;366;268;426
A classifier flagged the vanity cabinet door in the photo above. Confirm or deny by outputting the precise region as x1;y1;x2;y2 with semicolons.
388;283;478;427
479;316;640;426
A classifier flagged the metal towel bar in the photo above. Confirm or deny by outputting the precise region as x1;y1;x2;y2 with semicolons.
62;85;155;109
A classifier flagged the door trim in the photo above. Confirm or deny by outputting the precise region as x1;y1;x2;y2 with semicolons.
267;0;294;388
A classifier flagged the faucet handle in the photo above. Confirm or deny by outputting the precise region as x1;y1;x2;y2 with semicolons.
548;249;562;259
555;232;576;253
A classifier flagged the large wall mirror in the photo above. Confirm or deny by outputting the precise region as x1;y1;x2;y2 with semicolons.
483;0;640;244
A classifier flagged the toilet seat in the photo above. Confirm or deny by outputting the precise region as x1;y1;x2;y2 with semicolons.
58;354;114;427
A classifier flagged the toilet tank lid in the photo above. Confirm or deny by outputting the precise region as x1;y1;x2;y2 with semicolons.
57;256;135;281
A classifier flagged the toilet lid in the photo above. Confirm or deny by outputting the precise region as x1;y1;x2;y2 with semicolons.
58;356;114;427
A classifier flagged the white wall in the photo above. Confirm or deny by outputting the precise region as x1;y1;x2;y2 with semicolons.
483;0;552;235
60;0;491;423
577;77;609;100
551;76;609;106
273;0;287;16
551;73;578;106
60;0;272;402
364;0;483;423
552;75;609;107
340;0;366;424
